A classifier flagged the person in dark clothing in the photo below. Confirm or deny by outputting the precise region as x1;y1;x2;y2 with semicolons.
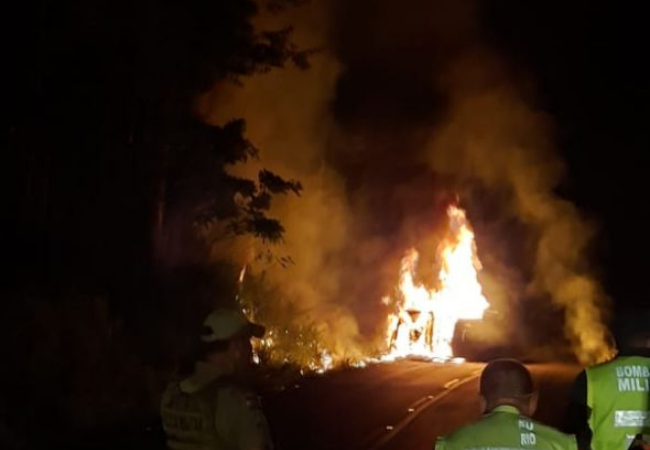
564;370;592;448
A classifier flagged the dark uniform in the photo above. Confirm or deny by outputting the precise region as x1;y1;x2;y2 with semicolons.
161;362;273;450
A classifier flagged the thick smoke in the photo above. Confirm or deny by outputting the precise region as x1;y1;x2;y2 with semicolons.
327;0;612;364
198;0;612;365
196;1;367;362
424;47;613;365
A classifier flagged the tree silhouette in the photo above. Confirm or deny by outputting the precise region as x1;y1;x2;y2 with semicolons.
8;0;308;286
4;0;310;445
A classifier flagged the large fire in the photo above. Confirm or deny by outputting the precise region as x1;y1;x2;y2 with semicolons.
383;205;489;360
241;204;490;371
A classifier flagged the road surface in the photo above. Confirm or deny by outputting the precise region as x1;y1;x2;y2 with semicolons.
265;360;580;450
68;359;579;449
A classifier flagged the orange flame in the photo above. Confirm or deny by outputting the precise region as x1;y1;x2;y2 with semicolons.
384;205;489;360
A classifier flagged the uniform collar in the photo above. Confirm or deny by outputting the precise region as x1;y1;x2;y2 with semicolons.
179;362;228;394
490;405;522;414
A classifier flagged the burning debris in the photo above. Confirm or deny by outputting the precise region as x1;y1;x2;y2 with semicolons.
238;268;351;371
383;205;489;361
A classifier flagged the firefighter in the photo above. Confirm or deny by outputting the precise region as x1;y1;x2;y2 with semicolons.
564;310;650;450
160;308;273;450
435;359;577;450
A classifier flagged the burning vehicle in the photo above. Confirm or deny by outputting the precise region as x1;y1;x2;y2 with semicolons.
244;203;514;369
451;310;516;361
382;205;493;362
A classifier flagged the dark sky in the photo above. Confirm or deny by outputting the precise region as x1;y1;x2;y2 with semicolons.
482;1;650;309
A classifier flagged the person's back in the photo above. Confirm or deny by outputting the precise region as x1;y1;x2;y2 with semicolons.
585;355;650;450
161;371;224;450
435;359;577;450
161;308;272;450
161;364;271;450
564;309;650;450
436;405;576;450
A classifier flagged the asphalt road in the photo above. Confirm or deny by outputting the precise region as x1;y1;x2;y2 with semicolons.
265;360;581;450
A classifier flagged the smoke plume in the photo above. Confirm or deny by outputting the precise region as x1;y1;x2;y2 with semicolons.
196;0;367;363
198;0;612;365
426;46;613;363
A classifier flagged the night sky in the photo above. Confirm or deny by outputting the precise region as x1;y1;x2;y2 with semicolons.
483;1;650;310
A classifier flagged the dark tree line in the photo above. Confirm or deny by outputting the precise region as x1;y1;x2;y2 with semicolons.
4;0;307;446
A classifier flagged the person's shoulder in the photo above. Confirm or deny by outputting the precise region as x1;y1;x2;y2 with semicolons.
583;358;615;380
161;379;185;402
586;354;650;372
435;418;486;446
588;357;616;370
532;419;578;447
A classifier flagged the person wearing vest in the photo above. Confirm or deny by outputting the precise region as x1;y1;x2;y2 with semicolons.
564;309;650;450
435;359;578;450
160;308;273;450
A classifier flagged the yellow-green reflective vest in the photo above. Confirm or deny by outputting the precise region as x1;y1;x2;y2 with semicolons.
587;355;650;450
435;405;577;450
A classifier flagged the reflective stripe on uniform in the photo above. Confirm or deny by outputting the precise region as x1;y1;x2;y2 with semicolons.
614;410;650;427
